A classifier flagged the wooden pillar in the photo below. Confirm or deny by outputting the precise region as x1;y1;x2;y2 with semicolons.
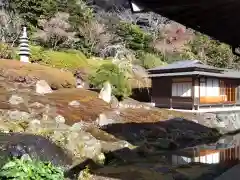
192;76;195;110
170;98;172;109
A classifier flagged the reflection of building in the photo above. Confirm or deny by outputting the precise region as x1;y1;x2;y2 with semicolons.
172;149;221;165
171;135;240;166
148;60;240;111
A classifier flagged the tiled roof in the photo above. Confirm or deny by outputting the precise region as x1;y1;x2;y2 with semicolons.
148;60;222;71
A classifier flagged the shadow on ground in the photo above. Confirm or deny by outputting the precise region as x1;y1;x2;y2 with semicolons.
65;118;230;180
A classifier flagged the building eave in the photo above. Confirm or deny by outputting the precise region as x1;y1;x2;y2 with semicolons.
148;71;240;79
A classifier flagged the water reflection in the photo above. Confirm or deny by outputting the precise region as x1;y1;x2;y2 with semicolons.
171;133;240;166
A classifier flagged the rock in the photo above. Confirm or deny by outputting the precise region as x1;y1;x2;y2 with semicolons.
70;122;87;131
146;127;167;138
28;102;46;119
95;153;106;165
7;122;25;132
29;102;45;109
26;120;42;133
0;121;24;133
3;133;73;167
55;115;66;124
51;131;67;147
76;78;84;88
21;154;32;161
8;95;24;105
76;79;89;89
26;120;60;136
110;96;119;108
68;100;81;107
66;131;102;160
7;110;30;121
0;121;12;133
192;119;199;124
148;138;178;150
30;119;41;126
99;81;112;103
36;80;53;95
101;140;132;152
96;113;119;127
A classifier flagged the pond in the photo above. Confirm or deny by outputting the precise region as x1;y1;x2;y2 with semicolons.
164;133;240;179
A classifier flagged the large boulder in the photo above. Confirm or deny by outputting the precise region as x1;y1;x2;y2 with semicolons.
36;80;53;95
0;133;72;168
99;81;112;103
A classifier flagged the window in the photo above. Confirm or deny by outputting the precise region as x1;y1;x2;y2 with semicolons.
200;78;206;97
200;78;220;97
206;78;219;96
172;82;191;97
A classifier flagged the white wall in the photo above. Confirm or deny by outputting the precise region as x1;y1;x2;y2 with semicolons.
200;77;220;97
194;78;199;97
172;82;192;97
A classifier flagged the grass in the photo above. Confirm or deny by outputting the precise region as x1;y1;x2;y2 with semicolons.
44;50;89;69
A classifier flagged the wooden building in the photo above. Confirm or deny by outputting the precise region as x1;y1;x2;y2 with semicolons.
148;60;240;110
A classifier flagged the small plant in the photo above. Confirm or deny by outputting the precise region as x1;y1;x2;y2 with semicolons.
0;157;65;180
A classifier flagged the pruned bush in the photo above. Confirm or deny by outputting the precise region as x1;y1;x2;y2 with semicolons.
0;158;64;180
89;63;132;99
44;50;89;69
0;59;76;89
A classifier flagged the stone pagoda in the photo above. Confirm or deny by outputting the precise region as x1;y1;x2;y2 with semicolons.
19;27;30;63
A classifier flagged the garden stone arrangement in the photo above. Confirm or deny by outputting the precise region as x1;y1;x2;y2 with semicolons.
0;60;223;180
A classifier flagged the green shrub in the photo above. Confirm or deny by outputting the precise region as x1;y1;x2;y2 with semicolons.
116;22;154;52
0;158;64;180
89;63;132;99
